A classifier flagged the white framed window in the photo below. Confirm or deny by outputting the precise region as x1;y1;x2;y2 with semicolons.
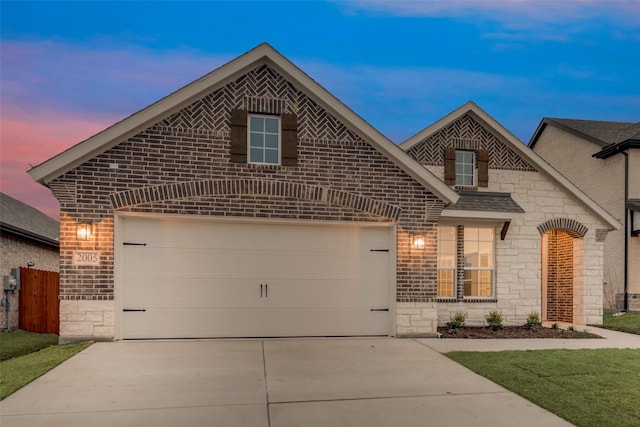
463;227;494;298
249;114;280;165
437;226;457;298
455;150;475;187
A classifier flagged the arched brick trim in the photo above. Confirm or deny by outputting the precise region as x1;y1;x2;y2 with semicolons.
537;218;588;238
110;179;402;220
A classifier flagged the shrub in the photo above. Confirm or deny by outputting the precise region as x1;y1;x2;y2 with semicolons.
485;310;504;331
446;312;467;334
526;311;542;328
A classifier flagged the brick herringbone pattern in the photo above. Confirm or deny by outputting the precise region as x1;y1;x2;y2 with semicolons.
158;64;362;142
406;114;536;171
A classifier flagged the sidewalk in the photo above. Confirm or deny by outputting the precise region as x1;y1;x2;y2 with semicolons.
419;325;640;353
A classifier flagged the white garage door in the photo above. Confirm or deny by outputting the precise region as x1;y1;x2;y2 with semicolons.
119;216;393;339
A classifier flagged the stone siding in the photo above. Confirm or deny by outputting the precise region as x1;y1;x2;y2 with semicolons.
410;116;607;327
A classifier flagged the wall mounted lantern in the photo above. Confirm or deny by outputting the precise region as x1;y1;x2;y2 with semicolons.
412;234;426;250
77;222;93;241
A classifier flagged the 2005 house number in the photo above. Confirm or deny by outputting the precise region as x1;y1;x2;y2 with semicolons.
72;250;101;266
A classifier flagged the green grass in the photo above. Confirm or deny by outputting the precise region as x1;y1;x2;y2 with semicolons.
0;330;59;361
601;312;640;335
0;331;92;400
447;349;640;427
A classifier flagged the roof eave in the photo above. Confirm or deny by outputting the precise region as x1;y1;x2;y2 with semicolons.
593;139;640;159
0;223;60;248
29;43;459;205
29;45;275;186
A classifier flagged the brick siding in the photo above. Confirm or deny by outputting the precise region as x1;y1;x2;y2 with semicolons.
50;64;445;308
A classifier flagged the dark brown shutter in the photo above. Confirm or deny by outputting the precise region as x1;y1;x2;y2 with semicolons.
477;149;489;187
281;113;298;166
444;147;456;185
230;109;247;163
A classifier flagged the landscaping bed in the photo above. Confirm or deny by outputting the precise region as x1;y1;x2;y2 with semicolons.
437;325;601;339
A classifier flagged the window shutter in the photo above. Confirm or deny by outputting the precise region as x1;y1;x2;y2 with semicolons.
477;149;489;187
444;147;456;185
281;113;298;166
230;109;247;163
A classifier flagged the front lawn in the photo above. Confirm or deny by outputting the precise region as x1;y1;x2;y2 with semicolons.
0;330;91;400
0;329;59;361
447;349;640;427
601;312;640;335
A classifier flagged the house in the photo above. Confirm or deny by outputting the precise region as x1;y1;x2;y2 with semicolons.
529;118;640;312
0;193;59;330
28;44;619;343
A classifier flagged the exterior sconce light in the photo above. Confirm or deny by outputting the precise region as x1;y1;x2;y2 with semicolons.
77;222;93;241
412;234;426;249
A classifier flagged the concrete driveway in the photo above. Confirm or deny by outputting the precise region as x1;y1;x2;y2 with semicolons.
1;338;571;427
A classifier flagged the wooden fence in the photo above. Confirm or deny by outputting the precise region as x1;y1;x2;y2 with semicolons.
18;267;60;334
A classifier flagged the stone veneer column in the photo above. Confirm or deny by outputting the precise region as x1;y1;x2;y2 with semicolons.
59;300;115;344
396;302;438;336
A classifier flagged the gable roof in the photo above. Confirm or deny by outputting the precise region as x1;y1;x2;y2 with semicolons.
28;43;458;206
528;117;640;149
400;101;620;230
0;193;59;247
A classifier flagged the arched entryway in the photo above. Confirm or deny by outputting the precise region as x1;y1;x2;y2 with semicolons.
539;219;587;323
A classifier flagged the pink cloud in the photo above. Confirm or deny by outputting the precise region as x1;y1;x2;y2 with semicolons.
1;106;118;220
1;40;228;220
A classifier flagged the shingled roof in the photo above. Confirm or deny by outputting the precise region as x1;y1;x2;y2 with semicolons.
446;191;525;213
0;193;59;247
529;118;640;149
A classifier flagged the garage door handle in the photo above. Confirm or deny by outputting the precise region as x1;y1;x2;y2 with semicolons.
370;308;389;312
123;308;146;312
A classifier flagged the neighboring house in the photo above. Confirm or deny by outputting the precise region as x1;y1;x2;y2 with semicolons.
0;193;59;330
28;44;619;343
529;118;640;312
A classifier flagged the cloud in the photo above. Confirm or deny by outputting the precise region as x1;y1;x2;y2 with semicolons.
2;40;231;118
1;40;231;218
337;0;640;35
0;105;117;219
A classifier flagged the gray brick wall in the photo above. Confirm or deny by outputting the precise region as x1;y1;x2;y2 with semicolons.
51;64;445;304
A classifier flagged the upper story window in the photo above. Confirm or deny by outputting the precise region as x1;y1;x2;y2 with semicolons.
230;108;298;166
249;114;280;165
444;147;489;188
456;151;475;186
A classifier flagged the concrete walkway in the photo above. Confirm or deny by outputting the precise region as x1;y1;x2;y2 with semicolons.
0;337;578;427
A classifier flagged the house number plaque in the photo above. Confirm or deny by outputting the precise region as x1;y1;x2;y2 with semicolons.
72;250;101;266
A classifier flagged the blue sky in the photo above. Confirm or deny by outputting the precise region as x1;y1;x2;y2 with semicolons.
1;0;639;218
